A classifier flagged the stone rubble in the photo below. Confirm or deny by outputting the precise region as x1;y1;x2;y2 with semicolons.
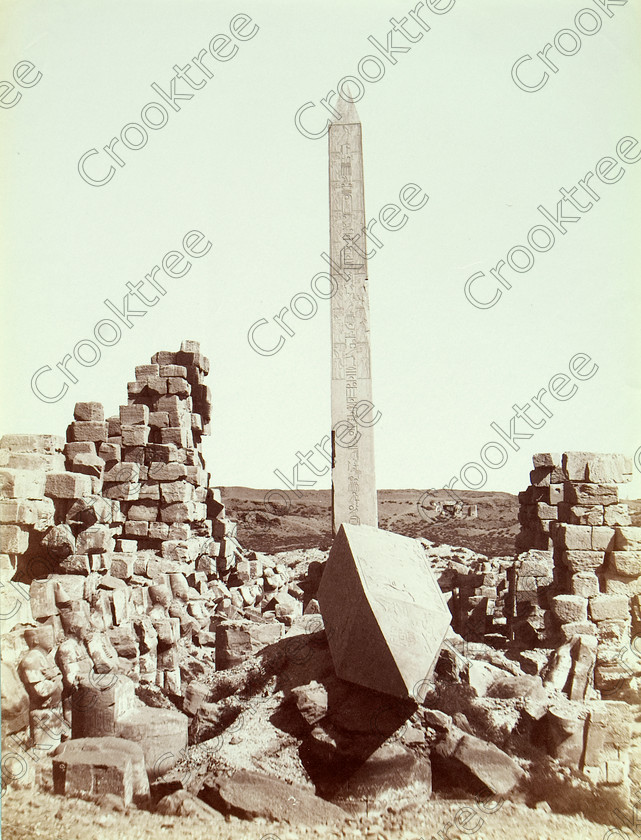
1;354;638;825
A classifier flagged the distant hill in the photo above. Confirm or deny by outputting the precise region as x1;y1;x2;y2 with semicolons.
220;487;641;557
220;487;518;557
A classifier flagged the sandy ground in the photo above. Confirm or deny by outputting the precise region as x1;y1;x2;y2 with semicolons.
0;784;630;840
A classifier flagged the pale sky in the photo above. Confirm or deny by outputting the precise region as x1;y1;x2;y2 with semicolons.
2;0;640;499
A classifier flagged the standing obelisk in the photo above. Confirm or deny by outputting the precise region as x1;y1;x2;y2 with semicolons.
328;94;378;535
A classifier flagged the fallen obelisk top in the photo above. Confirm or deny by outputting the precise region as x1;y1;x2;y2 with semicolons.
328;93;377;534
318;523;452;702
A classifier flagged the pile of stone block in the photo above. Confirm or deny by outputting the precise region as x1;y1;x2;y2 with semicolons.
70;341;220;556
451;556;512;642
0;435;61;579
513;452;641;694
544;699;632;789
516;452;633;551
506;548;555;647
1;342;304;785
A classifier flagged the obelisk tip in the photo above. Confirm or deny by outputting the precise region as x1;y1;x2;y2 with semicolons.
330;86;360;125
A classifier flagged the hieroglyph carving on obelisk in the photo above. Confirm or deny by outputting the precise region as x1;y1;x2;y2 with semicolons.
328;95;378;534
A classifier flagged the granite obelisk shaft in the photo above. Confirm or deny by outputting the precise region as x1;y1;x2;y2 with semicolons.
329;96;378;534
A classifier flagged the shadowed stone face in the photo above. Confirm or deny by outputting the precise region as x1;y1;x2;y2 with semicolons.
318;524;451;701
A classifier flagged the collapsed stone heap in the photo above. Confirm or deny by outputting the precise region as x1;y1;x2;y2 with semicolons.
450;555;513;642
0;342;301;785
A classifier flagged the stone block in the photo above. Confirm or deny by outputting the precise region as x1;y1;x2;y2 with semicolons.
158;364;186;378
435;728;526;795
551;595;588;624
98;442;121;463
596;620;630;668
565;483;618;506
104;463;141;486
589;595;629;622
74;402;105;422
605;760;626;785
608;551;641;578
160;502;206;523
559;621;597;642
52;574;86;604
555;524;592;551
59;554;91;575
76;525;115;555
184;466;208;487
150;351;177;365
530;467;552;487
120;404;149;425
604;505;632;527
134;363;159;379
160;481;194;504
586;454;633;484
5;452;66;472
160;427;192;448
115;707;187;779
591;526;616;551
560;550;605;574
103;482;140;501
139;481;160;500
615;527;641;551
196;554;217;575
115;538;137;553
127;502;158;522
547;484;564;505
65;441;96;459
318;524;451;701
123;446;145;464
533;453;561;469
0;524;29;554
124;521;148;537
545;704;589;765
73;675;136;738
45;472;92;499
71;453;105;480
65;498;112;530
30;579;58;619
571;573;600;598
594;664;633;693
144;376;168;396
1;434;65;454
148;522;169;540
148;412;170;430
107;415;121;436
147;462;186;481
536;503;557;520
121;425;150;447
53;737;148;805
168;378;191;398
199;769;350;825
109;554;135;580
568;506;604;526
601;574;641;597
69;422;108;443
0;498;54;531
583;701;631;765
0;468;46;499
563;452;596;481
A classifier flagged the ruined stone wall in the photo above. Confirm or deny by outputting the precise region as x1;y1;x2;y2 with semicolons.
512;452;641;693
0;342;298;772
